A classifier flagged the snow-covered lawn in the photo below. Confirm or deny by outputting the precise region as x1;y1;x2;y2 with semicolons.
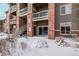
0;33;79;56
9;36;79;56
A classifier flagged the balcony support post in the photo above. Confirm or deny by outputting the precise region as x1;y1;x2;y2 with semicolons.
16;3;20;31
48;3;55;39
27;3;34;37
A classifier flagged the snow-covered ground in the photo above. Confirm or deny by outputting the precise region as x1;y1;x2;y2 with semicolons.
0;33;79;56
0;32;8;40
9;36;79;56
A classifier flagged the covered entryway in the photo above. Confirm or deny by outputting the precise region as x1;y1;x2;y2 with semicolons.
33;3;48;36
33;20;48;36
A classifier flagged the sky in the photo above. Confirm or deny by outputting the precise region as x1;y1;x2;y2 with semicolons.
0;3;9;19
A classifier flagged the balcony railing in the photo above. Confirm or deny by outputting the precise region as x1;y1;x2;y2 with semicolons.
33;10;48;21
10;5;16;13
10;16;16;24
19;7;28;16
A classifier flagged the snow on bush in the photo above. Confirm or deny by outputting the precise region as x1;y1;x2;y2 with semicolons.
16;37;28;50
55;37;75;47
64;38;75;47
0;37;49;56
28;39;49;48
8;37;49;56
55;37;79;48
6;37;27;56
1;36;79;56
55;37;65;46
0;32;8;40
16;37;49;48
0;39;11;56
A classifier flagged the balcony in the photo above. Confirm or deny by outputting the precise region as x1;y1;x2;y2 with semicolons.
19;7;28;17
33;10;48;21
10;5;16;13
10;17;16;24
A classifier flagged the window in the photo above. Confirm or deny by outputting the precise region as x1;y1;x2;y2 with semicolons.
61;26;65;34
39;27;42;35
61;6;65;14
60;4;72;15
60;22;71;34
66;26;70;34
43;27;48;35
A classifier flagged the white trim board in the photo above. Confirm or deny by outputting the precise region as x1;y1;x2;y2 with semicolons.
55;30;79;32
72;30;79;31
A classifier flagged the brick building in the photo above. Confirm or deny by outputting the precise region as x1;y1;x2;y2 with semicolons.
7;3;79;39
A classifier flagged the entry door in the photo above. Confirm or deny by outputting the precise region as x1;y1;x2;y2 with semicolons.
39;27;43;35
34;26;36;35
42;27;48;35
38;26;48;35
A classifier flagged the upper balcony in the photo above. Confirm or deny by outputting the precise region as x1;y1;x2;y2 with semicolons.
10;16;16;24
19;7;28;17
33;10;48;21
10;5;17;13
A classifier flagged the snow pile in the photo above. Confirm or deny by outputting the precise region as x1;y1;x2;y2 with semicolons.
55;37;64;46
0;32;8;40
55;37;76;47
16;37;28;50
7;37;49;55
9;37;28;56
27;39;48;48
64;38;76;47
1;36;79;56
0;39;12;56
16;37;27;44
16;37;49;48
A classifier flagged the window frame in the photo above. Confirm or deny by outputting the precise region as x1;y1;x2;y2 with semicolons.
60;4;72;16
37;25;48;35
60;22;71;35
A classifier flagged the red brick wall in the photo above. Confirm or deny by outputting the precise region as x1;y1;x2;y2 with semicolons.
55;31;60;37
0;22;3;32
27;13;33;37
48;3;55;39
56;31;79;37
71;31;79;36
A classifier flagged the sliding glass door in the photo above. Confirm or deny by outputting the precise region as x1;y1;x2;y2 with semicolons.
38;26;48;35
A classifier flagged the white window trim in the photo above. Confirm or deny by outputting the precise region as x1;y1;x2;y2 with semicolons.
60;22;72;35
60;4;72;16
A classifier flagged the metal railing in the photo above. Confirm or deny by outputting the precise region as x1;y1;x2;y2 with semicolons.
11;24;26;38
10;16;16;24
33;10;48;20
10;5;16;12
20;7;28;16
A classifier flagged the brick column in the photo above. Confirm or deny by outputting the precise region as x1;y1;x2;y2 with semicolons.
48;3;55;39
16;3;20;31
27;3;33;37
